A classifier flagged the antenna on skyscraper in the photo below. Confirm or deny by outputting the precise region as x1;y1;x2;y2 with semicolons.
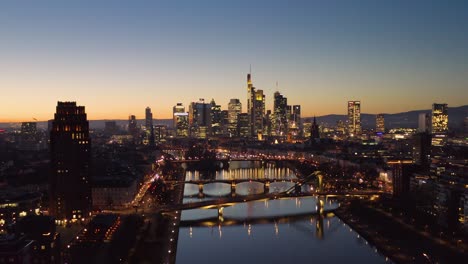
250;64;252;75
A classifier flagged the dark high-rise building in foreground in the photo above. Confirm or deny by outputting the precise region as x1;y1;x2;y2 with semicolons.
50;101;91;220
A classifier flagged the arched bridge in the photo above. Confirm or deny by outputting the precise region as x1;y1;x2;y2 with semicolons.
167;178;304;197
156;190;382;214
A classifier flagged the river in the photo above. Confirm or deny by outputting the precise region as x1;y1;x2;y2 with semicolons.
175;161;390;263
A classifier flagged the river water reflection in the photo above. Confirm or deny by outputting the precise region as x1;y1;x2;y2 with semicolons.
176;197;389;264
177;162;390;263
184;161;300;197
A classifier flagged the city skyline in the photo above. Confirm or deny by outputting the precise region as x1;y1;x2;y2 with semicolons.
1;1;468;121
1;2;467;263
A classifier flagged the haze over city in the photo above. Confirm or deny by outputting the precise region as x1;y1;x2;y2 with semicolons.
1;0;467;122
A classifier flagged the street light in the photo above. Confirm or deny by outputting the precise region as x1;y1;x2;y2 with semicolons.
422;253;433;264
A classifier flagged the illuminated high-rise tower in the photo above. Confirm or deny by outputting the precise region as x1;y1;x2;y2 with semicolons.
50;101;91;220
431;103;448;147
253;89;265;137
189;99;211;138
228;99;242;137
376;114;385;134
291;105;302;137
246;72;264;137
210;99;222;136
431;103;448;134
173;103;185;128
292;105;301;125
273;91;288;136
347;101;361;136
247;73;253;117
174;115;189;138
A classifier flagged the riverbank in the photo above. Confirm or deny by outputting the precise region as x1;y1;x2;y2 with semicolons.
128;170;185;264
335;199;468;264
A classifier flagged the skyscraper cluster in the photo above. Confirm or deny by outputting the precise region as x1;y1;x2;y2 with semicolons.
171;73;304;141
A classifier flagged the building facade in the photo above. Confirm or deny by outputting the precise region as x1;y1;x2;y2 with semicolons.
347;101;361;136
145;107;153;130
174;113;189;137
273;91;288;136
210;99;223;136
227;99;242;137
19;122;39;151
189;99;211;138
50;102;92;220
376;113;385;134
128;115;139;143
237;113;250;138
92;177;137;210
431;103;448;147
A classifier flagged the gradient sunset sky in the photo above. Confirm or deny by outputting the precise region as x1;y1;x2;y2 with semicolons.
1;0;467;122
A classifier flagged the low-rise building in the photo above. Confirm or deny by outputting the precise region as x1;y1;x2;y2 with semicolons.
14;215;60;264
0;234;33;264
0;189;42;231
92;177;137;210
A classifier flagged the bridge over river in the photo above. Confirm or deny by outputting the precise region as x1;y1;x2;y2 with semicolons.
156;190;382;213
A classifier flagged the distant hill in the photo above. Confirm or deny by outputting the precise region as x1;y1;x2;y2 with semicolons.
1;105;467;130
304;105;467;129
0;119;173;130
86;119;173;129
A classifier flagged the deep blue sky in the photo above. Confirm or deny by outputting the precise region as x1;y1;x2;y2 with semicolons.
1;0;467;120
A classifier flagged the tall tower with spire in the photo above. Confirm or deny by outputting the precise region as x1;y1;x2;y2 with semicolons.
310;116;320;142
247;72;253;119
246;70;264;137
